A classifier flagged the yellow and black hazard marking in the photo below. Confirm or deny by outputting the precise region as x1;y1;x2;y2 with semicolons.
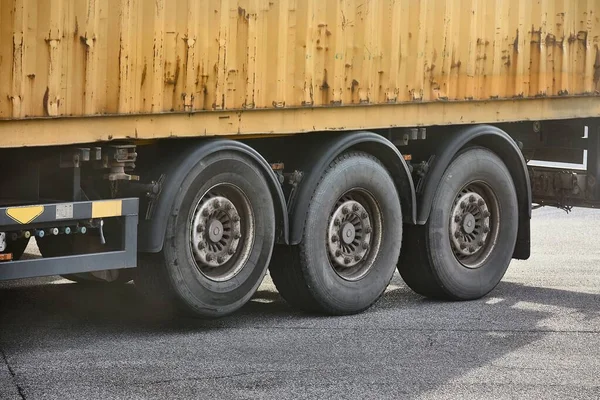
1;198;137;227
6;205;44;224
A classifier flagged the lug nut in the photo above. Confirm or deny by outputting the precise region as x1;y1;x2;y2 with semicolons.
469;195;476;203
365;227;373;234
197;224;204;233
361;212;368;219
234;232;242;239
228;247;235;255
198;242;206;250
483;226;490;233
454;231;461;239
224;202;232;210
361;242;369;250
217;256;225;264
335;249;342;257
232;215;241;222
342;206;349;215
352;204;359;212
454;215;461;223
344;257;351;264
468;246;475;253
460;202;467;209
478;199;485;206
213;199;221;208
202;208;210;217
478;240;484;246
334;218;341;226
483;211;490;218
331;235;339;243
460;243;467;250
206;254;214;262
354;255;362;261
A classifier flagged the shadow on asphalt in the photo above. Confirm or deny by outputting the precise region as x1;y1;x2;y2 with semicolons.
0;277;296;332
1;275;598;332
2;275;599;398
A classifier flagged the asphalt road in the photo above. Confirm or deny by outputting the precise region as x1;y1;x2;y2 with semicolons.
1;208;600;399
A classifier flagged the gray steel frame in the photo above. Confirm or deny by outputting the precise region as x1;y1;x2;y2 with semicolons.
0;200;138;281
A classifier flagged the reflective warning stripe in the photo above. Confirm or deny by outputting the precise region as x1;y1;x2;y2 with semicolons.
91;200;123;219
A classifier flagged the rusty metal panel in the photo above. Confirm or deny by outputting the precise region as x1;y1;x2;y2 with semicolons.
1;0;600;145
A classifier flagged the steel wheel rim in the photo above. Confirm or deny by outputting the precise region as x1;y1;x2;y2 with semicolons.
449;181;500;269
189;183;255;282
326;189;383;281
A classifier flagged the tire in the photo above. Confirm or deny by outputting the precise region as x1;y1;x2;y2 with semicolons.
269;152;402;315
134;151;276;318
398;147;518;300
37;234;133;284
4;237;30;260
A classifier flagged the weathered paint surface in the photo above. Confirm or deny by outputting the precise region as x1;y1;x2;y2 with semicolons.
0;0;599;146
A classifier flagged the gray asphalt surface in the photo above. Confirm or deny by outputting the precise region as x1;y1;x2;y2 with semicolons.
1;208;599;399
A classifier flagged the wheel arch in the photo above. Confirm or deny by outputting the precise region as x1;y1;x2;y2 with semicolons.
417;124;532;259
289;131;417;245
137;139;289;253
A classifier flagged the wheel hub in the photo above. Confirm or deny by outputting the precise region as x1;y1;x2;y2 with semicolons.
341;222;356;244
191;196;242;268
327;200;371;268
462;213;476;234
450;191;491;258
208;220;224;243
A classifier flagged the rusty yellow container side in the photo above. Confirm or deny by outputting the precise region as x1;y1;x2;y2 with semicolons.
0;0;600;147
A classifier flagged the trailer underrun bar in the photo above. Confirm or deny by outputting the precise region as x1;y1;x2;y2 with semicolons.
0;198;138;281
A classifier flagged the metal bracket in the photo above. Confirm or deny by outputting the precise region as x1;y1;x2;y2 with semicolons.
101;145;139;181
393;127;427;147
60;147;102;168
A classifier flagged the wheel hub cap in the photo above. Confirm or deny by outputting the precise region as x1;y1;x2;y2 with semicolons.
450;191;491;258
208;220;224;243
341;222;356;244
192;196;242;268
462;213;476;234
327;200;371;268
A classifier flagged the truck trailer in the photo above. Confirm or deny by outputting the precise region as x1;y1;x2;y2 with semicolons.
0;0;599;316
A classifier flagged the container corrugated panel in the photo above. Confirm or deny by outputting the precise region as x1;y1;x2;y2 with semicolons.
1;0;599;121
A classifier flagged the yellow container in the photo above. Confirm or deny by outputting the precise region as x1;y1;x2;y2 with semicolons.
1;0;599;147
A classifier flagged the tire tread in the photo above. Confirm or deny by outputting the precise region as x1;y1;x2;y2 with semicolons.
270;151;396;314
398;147;518;300
134;151;276;318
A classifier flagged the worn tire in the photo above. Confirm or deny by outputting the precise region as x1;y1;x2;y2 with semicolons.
398;147;518;300
134;151;276;318
270;152;402;315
